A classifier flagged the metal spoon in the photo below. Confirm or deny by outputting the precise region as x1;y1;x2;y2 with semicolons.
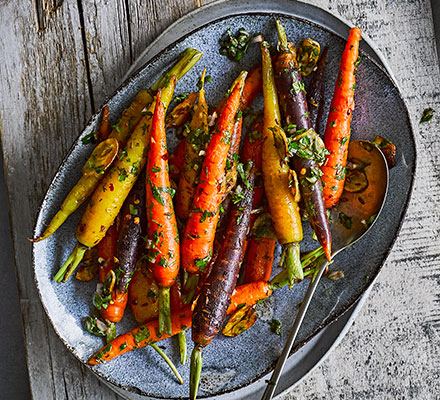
261;140;389;400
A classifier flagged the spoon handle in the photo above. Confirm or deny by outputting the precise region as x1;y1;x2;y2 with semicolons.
261;258;329;400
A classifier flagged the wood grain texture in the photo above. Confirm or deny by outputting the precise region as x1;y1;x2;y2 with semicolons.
81;0;132;109
0;0;438;399
0;1;93;398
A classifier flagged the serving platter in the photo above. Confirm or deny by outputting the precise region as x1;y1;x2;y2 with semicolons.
33;1;415;399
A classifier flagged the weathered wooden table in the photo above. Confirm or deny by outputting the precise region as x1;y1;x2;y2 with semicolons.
1;0;439;398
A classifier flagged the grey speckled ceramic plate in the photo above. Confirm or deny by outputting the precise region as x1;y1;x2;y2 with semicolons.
33;2;415;399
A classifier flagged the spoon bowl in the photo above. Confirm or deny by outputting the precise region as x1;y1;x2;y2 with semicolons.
330;140;389;254
262;140;389;400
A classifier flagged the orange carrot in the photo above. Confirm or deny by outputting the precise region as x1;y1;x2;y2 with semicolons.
321;27;362;208
175;70;210;221
243;237;275;283
220;66;262;196
146;90;180;335
181;72;247;275
99;292;128;323
227;281;272;314
97;105;110;141
97;223;117;283
88;306;192;365
166;92;198;129
87;279;270;366
169;139;187;182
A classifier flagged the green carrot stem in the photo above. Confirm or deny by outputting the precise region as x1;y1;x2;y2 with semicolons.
270;246;325;289
178;331;187;365
158;286;172;336
276;20;289;52
301;246;325;269
54;243;87;283
182;273;200;304
190;345;203;400
282;242;302;289
150;343;184;385
151;48;203;91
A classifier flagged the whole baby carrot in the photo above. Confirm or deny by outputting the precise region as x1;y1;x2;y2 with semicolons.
181;71;247;275
146;91;180;336
175;69;210;221
190;162;256;400
258;35;303;288
321;28;362;208
273;20;332;261
100;170;146;323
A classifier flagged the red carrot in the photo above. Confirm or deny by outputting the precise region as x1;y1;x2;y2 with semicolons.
321;28;362;208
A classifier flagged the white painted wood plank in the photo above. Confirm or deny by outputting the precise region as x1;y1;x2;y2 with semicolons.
285;0;440;398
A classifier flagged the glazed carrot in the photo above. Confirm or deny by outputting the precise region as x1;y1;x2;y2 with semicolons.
258;36;303;288
221;66;262;196
35;49;202;243
146;91;180;336
175;70;210;221
321;28;362;208
88;305;192;365
100;170;146;323
240;116;265;227
181;71;247;275
97;105;110;141
243;236;276;283
109;89;153;145
239;117;276;284
97;223;117;283
166;92;198;129
307;47;328;135
227;281;272;314
190;163;256;399
34;138;119;243
169;139;187;182
274;20;332;261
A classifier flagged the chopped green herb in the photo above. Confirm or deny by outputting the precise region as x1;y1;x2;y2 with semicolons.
269;319;281;336
129;204;138;216
82;131;98;145
339;212;352;229
133;326;151;344
219;28;253;62
95;344;112;360
420;108;434;123
194;249;212;272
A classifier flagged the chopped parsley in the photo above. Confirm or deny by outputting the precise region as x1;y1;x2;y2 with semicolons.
339;212;352;229
269;319;282;336
420;108;434;123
